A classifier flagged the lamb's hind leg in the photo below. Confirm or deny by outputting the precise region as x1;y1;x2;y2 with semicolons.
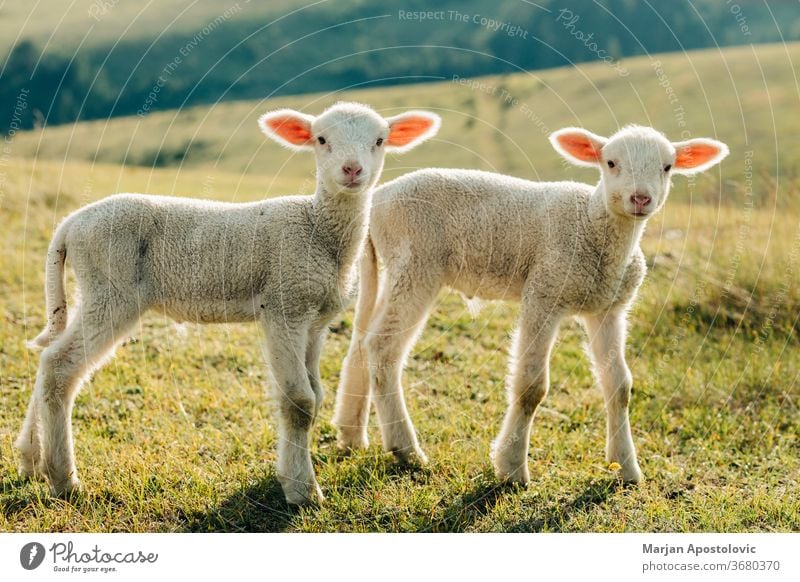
36;295;139;496
334;304;375;450
365;268;440;464
333;239;379;451
16;390;44;480
583;311;642;483
493;301;562;484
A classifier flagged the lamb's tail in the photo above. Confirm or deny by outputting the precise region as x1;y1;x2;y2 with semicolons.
27;219;70;350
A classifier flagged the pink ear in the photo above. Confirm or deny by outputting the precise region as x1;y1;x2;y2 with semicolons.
386;112;440;152
553;130;604;164
673;139;728;173
258;110;314;149
388;116;434;147
264;116;311;145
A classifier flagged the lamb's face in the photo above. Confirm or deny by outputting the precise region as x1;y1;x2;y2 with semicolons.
550;125;729;221
311;104;389;195
259;102;440;197
600;128;675;220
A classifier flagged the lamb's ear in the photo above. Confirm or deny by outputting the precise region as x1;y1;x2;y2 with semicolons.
671;138;729;175
258;109;315;151
549;127;608;167
385;111;441;153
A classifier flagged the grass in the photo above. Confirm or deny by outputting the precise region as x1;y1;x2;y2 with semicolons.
1;41;799;532
0;157;797;532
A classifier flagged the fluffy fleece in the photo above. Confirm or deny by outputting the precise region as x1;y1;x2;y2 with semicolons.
333;125;728;485
18;101;440;505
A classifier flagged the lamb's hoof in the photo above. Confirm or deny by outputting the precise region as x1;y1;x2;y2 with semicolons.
493;458;530;486
18;457;45;481
621;465;643;485
281;479;324;507
335;428;369;452
390;446;428;466
49;476;82;499
607;456;643;484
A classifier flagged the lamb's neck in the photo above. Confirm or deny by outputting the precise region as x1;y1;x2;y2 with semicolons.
586;182;646;263
311;185;372;272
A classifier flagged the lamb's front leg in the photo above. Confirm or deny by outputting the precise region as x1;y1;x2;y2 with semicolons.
263;319;323;505
493;302;562;485
582;310;643;483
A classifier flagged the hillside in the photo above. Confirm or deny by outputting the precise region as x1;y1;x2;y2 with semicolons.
9;42;800;208
2;0;800;131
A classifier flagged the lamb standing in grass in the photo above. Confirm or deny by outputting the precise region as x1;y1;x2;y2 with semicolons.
18;102;441;505
334;125;728;485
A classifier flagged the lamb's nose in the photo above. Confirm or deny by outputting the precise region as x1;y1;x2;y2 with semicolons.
631;193;652;207
342;163;362;177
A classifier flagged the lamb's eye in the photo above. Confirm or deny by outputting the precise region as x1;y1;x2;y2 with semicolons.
664;164;672;172
607;160;616;169
376;137;383;146
318;136;326;145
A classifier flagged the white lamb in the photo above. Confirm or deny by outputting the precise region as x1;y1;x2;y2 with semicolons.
333;125;728;485
18;102;441;505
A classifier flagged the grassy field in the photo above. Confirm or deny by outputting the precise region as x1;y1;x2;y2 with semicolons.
1;43;799;532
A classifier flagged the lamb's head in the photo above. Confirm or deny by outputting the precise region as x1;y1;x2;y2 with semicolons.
550;125;729;220
259;102;440;195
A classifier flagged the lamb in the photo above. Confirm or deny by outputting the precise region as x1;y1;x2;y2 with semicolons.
17;102;441;505
333;125;728;485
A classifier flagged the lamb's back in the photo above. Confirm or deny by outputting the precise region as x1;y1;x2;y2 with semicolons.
370;169;594;298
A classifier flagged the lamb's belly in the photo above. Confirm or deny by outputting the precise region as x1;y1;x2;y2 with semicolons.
554;278;633;315
568;292;622;315
160;298;260;324
447;271;525;301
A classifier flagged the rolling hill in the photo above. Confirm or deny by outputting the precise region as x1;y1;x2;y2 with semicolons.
2;0;800;131
8;41;800;208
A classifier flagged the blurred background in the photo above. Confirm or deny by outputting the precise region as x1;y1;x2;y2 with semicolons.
3;1;800;128
2;0;799;188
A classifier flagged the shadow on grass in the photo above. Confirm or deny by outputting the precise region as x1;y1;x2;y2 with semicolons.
423;478;520;532
1;477;134;524
504;477;624;532
2;472;302;532
0;476;44;520
177;449;624;532
183;474;298;532
332;449;432;484
422;475;624;532
183;453;431;532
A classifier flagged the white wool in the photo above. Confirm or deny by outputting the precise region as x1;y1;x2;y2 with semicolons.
334;125;728;485
17;102;440;505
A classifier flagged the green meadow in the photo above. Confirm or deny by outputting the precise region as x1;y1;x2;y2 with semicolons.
1;42;798;531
